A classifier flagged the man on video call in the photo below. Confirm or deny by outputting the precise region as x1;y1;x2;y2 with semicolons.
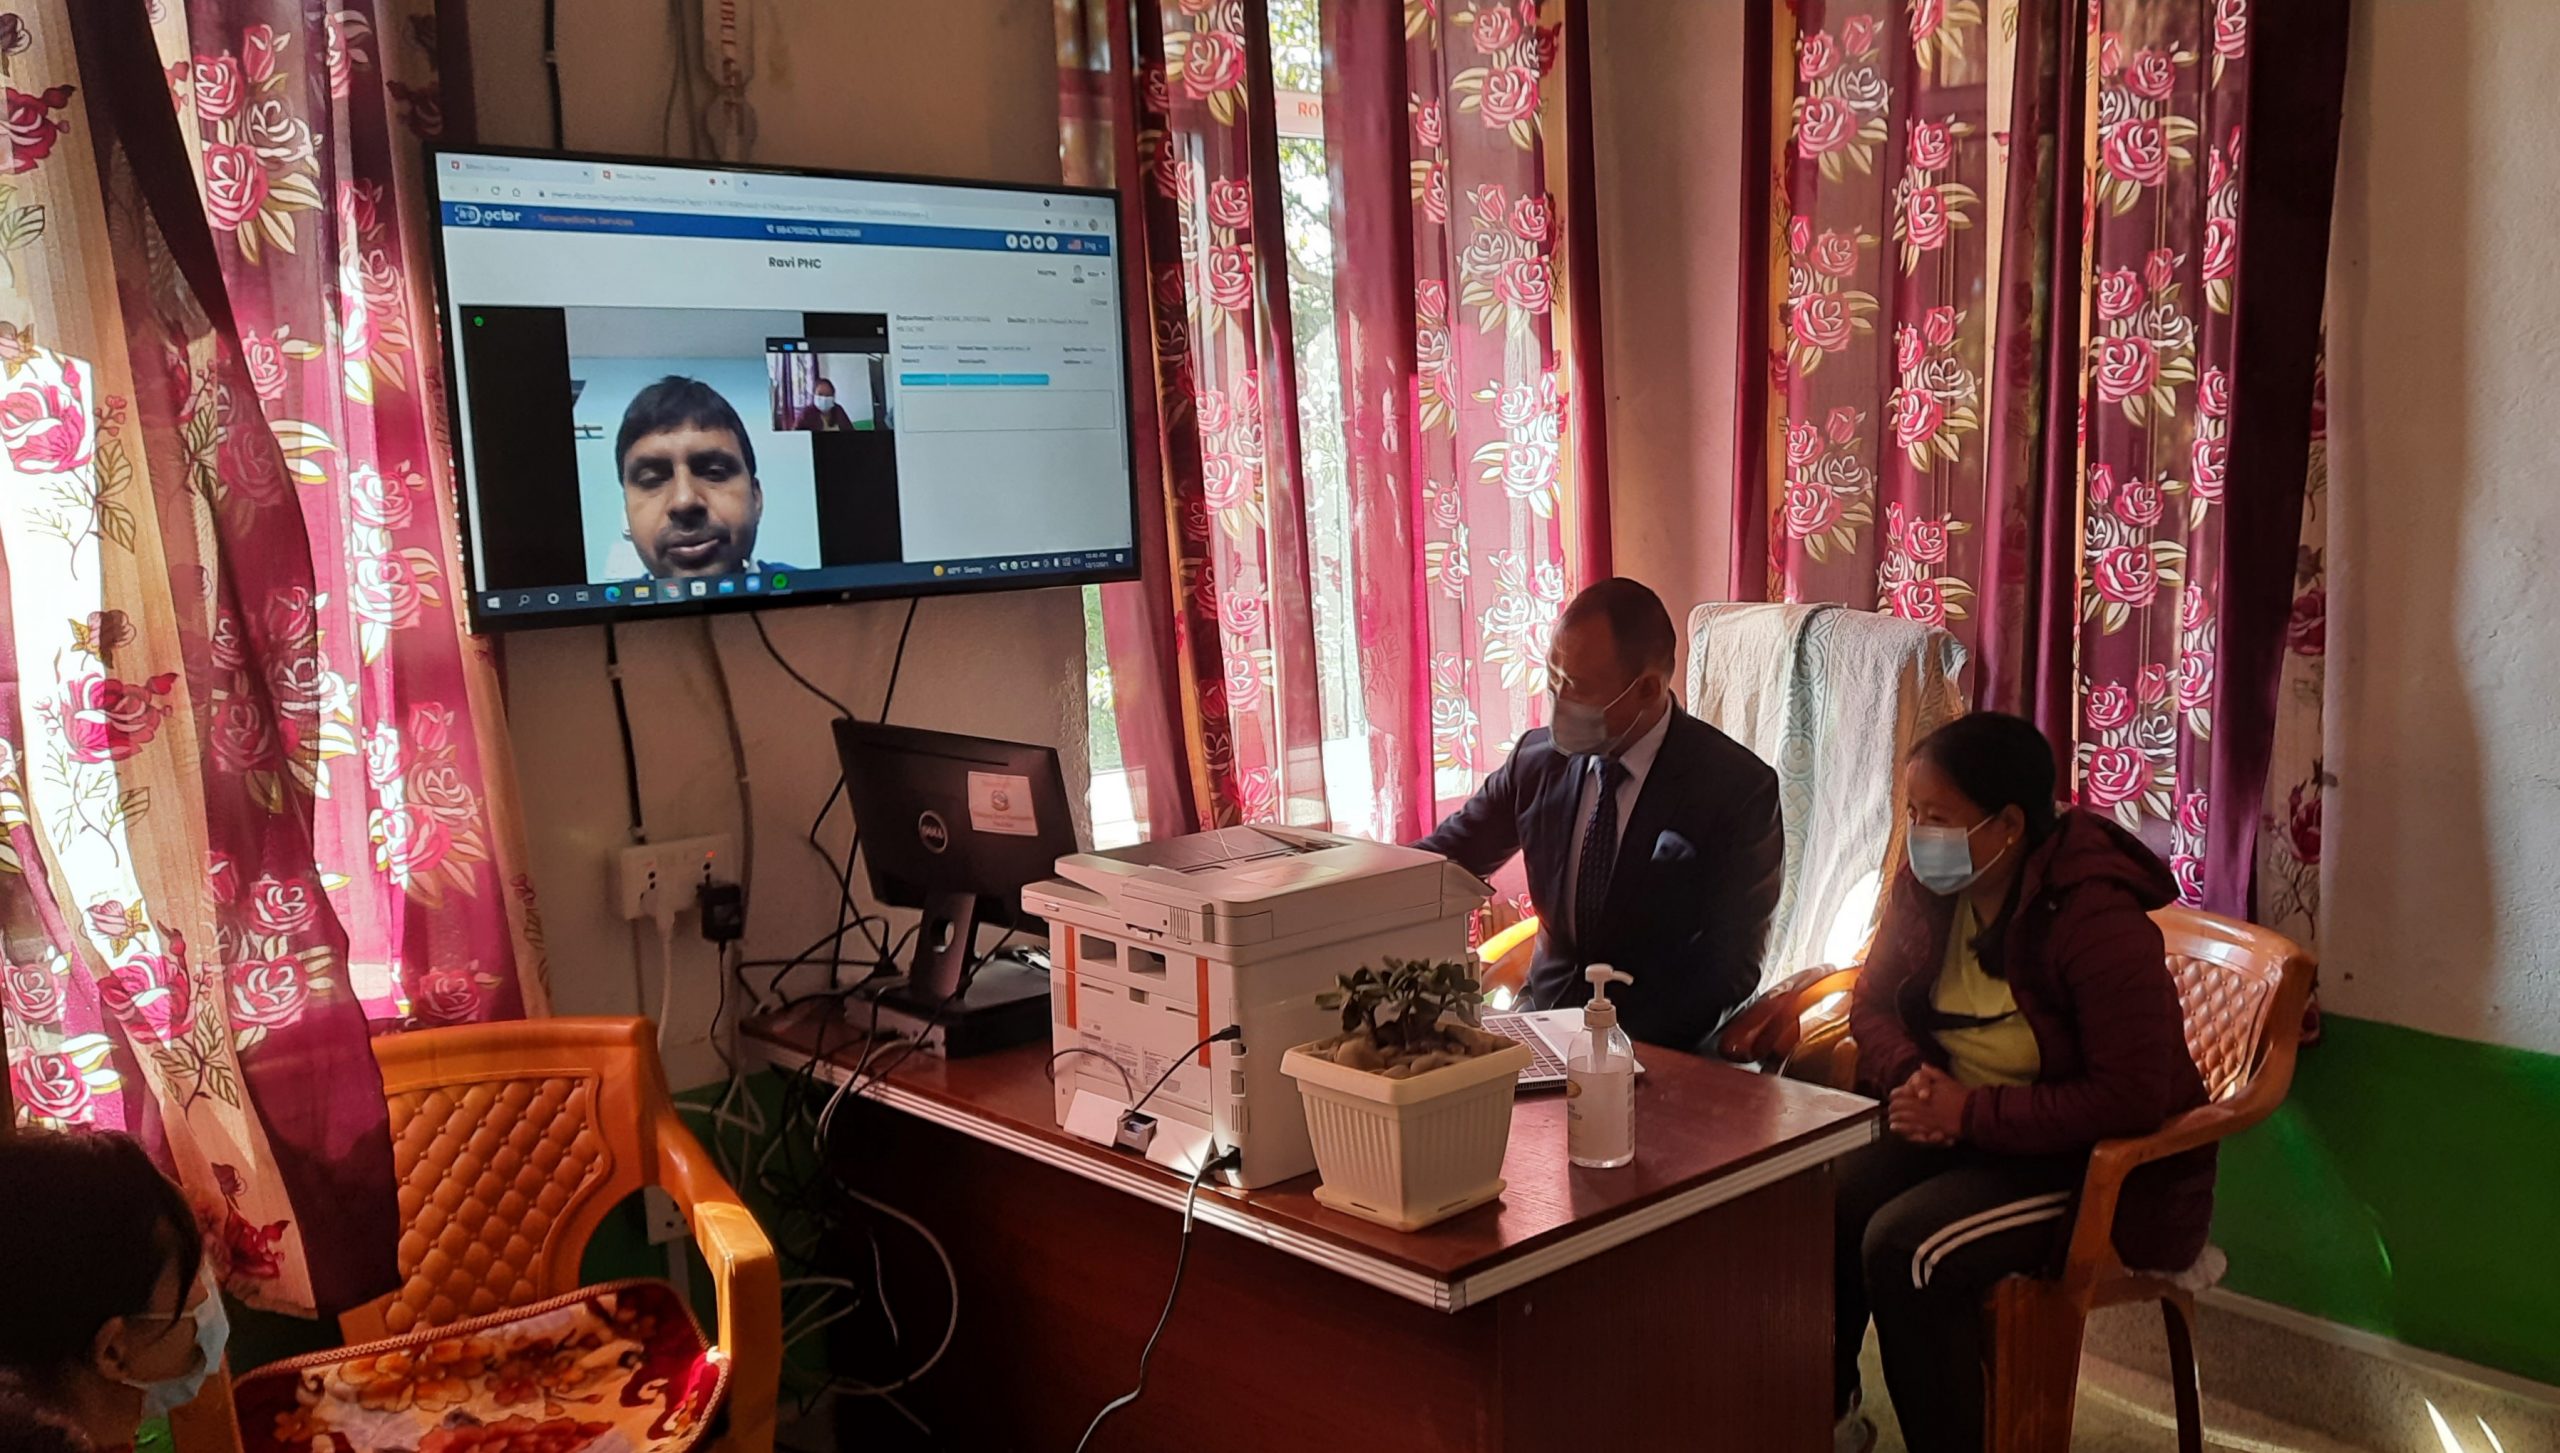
617;375;793;579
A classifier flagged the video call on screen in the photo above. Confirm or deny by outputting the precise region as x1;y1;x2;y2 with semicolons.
457;307;902;590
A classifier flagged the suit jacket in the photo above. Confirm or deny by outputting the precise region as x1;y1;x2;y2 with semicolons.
1417;707;1784;1053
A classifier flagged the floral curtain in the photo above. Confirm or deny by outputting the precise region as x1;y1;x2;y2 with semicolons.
2072;0;2253;905
1737;0;2344;934
1057;0;1604;845
2256;345;2324;948
1329;0;1604;841
1;0;546;1318
160;0;546;1025
1758;0;2013;660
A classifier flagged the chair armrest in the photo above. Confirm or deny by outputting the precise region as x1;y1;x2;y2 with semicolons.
170;1362;244;1453
1714;965;1862;1065
1477;913;1540;1000
2055;1101;2251;1289
656;1113;781;1453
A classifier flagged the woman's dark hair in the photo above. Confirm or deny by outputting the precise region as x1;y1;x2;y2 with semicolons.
1910;711;2064;977
1911;711;2062;842
0;1131;202;1394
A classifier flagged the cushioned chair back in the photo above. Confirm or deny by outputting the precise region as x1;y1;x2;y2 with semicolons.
342;1018;670;1342
2152;907;2307;1104
1685;602;1966;987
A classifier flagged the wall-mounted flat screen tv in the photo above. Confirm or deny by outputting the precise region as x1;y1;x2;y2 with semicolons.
426;146;1139;631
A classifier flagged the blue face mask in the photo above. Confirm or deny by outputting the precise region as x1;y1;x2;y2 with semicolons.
1909;816;2009;896
115;1268;230;1419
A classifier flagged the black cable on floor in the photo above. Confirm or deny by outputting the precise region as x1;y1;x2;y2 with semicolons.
1073;1146;1241;1453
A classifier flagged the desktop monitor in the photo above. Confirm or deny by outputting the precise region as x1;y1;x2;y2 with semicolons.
425;146;1141;632
832;719;1079;1002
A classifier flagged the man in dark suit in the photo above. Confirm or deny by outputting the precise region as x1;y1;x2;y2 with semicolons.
1417;578;1783;1053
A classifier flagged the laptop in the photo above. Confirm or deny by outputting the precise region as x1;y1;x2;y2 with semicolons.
1481;1009;1648;1091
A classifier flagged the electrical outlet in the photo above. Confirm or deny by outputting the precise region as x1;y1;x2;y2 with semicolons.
616;834;737;920
641;1185;689;1244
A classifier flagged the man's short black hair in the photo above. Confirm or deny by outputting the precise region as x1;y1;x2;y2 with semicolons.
614;376;756;479
1560;577;1677;678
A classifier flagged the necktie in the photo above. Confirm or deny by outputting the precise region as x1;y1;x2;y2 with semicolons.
1574;755;1627;957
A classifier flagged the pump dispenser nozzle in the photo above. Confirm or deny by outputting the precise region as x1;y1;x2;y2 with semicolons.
1582;964;1634;1028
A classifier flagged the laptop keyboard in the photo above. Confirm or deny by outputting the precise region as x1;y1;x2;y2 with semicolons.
1480;1012;1567;1084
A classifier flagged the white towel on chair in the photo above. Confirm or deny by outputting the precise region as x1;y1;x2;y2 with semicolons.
1687;602;1966;991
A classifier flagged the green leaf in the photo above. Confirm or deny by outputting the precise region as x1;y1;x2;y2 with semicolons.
98;500;136;551
0;203;46;251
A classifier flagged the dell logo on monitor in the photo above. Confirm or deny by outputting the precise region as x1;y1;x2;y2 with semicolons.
453;203;482;224
917;811;950;854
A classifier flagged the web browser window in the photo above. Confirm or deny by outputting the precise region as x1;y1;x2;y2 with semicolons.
429;149;1137;630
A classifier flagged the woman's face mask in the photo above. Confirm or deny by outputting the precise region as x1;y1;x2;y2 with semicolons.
108;1265;230;1418
1908;814;2009;896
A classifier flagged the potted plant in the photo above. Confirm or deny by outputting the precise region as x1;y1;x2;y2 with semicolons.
1280;958;1532;1231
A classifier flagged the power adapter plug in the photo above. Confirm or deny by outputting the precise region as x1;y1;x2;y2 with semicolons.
697;881;746;944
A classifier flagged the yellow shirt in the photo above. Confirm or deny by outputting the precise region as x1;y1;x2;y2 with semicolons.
1931;901;2042;1089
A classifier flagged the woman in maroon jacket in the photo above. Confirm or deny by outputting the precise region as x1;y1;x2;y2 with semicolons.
1832;712;2211;1453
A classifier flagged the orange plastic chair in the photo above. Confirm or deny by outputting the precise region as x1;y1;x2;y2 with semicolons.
1734;908;2315;1452
1986;908;2314;1453
174;1017;780;1453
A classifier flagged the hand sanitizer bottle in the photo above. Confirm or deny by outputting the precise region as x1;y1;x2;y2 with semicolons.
1567;964;1636;1168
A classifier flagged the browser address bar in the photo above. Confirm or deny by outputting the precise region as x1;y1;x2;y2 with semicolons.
524;186;935;222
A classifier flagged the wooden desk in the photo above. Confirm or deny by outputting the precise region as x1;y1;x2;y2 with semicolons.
745;1005;1876;1452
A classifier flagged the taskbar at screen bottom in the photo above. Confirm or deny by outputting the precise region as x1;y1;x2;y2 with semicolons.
469;548;1135;629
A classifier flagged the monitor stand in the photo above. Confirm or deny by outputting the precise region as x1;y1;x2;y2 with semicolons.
868;891;1051;1058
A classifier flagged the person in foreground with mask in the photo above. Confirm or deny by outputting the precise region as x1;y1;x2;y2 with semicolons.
1830;711;2208;1453
1414;577;1783;1052
0;1131;229;1450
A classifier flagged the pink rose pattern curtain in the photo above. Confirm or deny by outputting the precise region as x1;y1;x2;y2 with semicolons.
1;0;546;1318
2071;0;2252;907
1058;0;1600;843
1340;0;1596;839
1145;0;1333;834
1745;0;2338;939
159;0;547;1027
2256;347;2324;947
1766;0;2004;648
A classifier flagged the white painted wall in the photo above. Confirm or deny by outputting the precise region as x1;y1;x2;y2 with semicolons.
469;0;1088;1085
2320;0;2560;1054
1589;0;1747;614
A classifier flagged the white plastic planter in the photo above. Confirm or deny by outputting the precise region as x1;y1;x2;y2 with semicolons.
1281;1030;1533;1232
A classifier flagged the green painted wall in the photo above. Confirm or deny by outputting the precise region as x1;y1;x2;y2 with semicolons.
2213;1014;2560;1387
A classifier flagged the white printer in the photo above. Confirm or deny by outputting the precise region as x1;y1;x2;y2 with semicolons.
1023;825;1489;1188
